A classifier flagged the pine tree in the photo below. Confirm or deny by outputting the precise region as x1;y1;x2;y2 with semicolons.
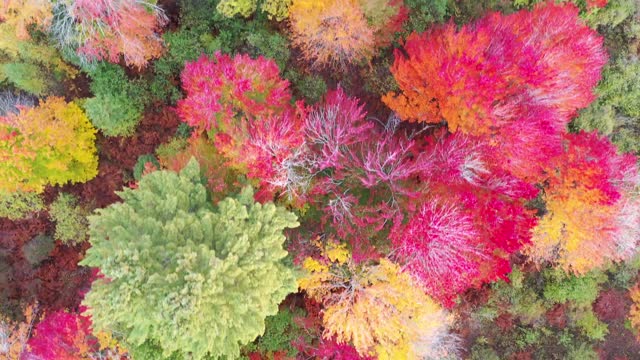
80;159;299;359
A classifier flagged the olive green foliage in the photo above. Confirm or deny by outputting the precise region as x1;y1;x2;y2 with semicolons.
48;193;88;245
573;310;609;340
150;28;209;103
0;23;76;96
566;342;599;360
244;309;304;357
542;269;608;341
22;234;54;266
246;30;290;70
81;159;299;359
572;57;640;154
0;191;44;220
609;254;640;288
84;63;148;137
216;0;292;21
1;63;50;95
363;55;399;96
217;0;258;18
479;268;546;325
584;0;640;59
284;70;327;104
469;267;609;358
542;268;606;307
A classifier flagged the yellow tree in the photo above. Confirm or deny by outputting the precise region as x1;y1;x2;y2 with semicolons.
0;97;98;193
0;0;52;39
289;0;374;69
299;240;459;359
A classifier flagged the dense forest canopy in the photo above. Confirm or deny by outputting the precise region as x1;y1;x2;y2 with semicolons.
0;0;640;359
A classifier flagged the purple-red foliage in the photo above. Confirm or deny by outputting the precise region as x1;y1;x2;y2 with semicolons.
0;216;91;315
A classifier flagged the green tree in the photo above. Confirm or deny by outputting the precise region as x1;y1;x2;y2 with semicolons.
80;159;299;359
0;191;44;220
48;193;89;245
84;62;149;137
571;57;640;154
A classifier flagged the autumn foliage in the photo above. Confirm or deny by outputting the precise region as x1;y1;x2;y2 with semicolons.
25;311;97;359
391;132;538;305
177;53;292;134
176;53;309;201
0;0;52;39
299;240;459;359
0;97;98;193
383;2;607;181
50;0;167;68
526;132;640;274
384;2;606;130
288;0;406;69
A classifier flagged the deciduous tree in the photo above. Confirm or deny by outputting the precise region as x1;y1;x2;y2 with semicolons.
526;132;640;274
0;97;98;193
49;0;167;68
299;240;459;359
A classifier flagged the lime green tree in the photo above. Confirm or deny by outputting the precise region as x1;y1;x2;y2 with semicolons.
80;159;299;359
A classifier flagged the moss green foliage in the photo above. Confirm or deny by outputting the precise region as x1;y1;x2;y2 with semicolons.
363;55;399;96
133;154;161;181
284;70;327;104
403;0;449;33
566;342;599;360
48;193;88;245
540;268;609;341
580;0;640;59
81;159;299;359
84;63;148;137
0;191;44;220
150;28;209;103
478;268;546;325
571;57;640;154
244;308;303;357
542;268;607;307
1;63;50;95
22;234;54;266
573;310;609;340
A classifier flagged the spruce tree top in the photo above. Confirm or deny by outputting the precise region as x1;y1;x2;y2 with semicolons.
80;158;299;359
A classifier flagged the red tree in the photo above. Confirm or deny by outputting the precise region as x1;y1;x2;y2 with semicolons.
392;133;538;305
383;2;607;181
52;0;168;68
25;311;97;359
177;53;292;134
